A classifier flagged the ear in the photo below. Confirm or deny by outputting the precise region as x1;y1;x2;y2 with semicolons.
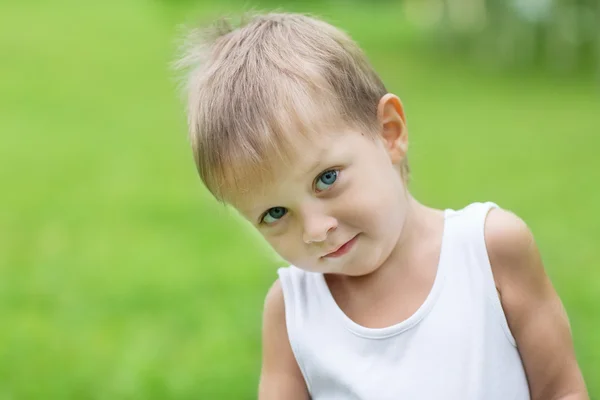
377;94;408;165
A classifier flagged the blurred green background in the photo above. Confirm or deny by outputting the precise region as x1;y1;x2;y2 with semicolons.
1;0;598;398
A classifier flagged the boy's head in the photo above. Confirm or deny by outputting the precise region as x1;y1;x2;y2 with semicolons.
178;12;412;275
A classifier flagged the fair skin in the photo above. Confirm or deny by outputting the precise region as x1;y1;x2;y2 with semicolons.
236;94;588;399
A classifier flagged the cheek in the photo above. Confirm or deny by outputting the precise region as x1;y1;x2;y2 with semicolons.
266;235;321;271
344;169;407;231
263;229;303;263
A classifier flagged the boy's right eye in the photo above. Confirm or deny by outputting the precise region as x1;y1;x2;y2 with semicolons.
261;207;288;225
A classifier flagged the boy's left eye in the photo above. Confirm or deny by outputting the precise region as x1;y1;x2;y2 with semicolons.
315;169;339;192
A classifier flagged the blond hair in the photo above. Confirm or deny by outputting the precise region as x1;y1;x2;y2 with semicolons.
176;12;404;203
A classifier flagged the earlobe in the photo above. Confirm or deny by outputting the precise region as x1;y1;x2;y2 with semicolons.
377;94;408;165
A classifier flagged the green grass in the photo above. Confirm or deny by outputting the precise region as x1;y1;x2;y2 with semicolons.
1;0;598;398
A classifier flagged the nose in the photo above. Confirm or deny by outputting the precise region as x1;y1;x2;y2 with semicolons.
301;204;337;244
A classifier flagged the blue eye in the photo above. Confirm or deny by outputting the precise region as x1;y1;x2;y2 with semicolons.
262;207;287;224
315;170;338;192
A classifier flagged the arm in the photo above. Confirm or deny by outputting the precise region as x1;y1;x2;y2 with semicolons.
485;208;588;400
258;279;310;400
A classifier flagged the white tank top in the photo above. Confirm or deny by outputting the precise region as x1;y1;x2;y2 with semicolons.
277;202;530;400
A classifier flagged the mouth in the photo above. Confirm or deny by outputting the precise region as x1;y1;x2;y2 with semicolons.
323;234;360;258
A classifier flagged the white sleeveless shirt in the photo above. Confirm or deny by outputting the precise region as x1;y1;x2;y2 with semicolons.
277;202;530;400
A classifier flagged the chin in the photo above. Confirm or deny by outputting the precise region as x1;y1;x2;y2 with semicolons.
358;247;389;276
351;264;381;277
329;258;373;277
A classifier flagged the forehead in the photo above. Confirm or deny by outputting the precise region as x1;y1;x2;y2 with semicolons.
227;129;374;212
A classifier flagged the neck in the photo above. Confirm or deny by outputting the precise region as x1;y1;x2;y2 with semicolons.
336;194;444;286
399;195;436;247
327;194;445;302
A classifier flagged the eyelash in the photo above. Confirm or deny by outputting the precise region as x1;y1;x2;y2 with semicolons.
258;168;342;225
314;169;340;193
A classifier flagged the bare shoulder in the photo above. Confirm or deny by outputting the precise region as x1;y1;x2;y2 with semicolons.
484;207;588;399
259;279;309;400
483;207;554;314
483;207;543;291
261;279;290;360
484;207;535;264
263;279;286;325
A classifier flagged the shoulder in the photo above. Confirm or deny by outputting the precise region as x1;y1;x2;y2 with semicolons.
484;207;535;264
263;279;286;329
260;279;310;398
483;207;547;299
482;208;589;398
262;278;292;348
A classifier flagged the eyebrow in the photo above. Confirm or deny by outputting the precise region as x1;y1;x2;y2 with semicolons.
242;145;333;219
302;146;329;177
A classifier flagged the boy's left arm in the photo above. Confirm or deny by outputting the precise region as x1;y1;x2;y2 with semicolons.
485;208;589;400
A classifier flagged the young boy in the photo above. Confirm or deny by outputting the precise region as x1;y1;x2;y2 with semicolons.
176;12;588;399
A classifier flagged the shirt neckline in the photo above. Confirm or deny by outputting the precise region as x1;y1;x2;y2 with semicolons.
315;209;451;339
